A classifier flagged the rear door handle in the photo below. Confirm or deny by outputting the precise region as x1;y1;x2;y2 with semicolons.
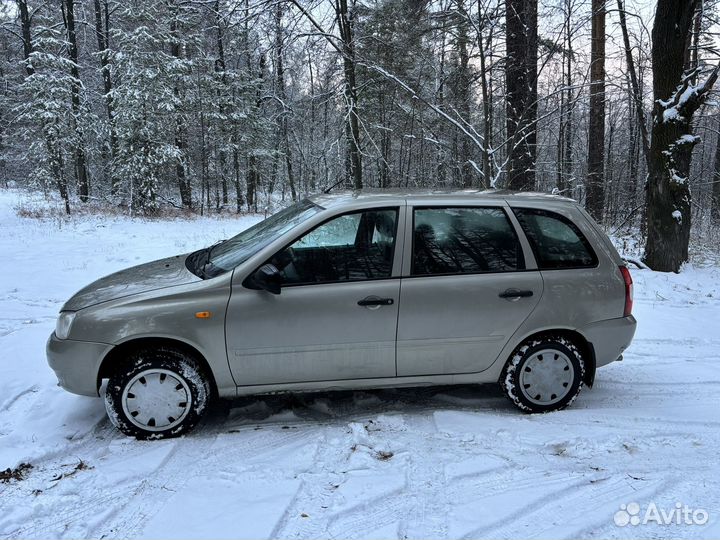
499;289;534;299
358;297;394;307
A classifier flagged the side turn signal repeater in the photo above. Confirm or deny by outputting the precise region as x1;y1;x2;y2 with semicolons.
195;311;212;319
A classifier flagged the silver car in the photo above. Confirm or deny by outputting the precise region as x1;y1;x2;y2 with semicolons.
47;190;636;439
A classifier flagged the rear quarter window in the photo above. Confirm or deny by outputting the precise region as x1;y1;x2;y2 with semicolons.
513;208;598;269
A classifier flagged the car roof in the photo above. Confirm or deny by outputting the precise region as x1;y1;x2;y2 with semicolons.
308;189;578;209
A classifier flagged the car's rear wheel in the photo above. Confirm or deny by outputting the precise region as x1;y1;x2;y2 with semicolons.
501;337;585;413
104;347;211;439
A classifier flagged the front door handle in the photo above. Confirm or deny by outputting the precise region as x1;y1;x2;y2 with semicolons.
358;297;394;307
499;289;534;299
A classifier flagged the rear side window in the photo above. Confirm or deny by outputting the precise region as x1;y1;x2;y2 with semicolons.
412;207;525;275
513;208;597;269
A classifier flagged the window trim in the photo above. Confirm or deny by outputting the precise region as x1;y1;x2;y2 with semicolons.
511;207;599;270
246;206;402;289
408;205;527;278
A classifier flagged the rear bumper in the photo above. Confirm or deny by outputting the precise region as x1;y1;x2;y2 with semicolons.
46;333;113;397
580;315;637;368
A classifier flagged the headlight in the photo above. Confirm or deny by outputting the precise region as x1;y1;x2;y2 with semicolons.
55;312;76;340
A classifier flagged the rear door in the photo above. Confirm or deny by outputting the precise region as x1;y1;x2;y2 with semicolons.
396;204;543;377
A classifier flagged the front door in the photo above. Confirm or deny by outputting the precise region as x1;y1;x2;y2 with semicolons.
397;205;543;376
226;207;402;386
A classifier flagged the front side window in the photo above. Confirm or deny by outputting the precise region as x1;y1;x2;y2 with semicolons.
202;199;323;277
513;208;597;269
270;209;399;285
412;207;524;275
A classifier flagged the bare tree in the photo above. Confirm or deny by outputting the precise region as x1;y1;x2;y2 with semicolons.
475;0;499;188
556;0;576;195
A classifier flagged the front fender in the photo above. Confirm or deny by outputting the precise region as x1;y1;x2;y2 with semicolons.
68;274;236;393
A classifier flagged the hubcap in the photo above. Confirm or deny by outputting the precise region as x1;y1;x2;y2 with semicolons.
518;349;575;406
121;369;192;432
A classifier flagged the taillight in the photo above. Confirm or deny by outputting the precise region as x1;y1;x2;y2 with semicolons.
619;266;633;317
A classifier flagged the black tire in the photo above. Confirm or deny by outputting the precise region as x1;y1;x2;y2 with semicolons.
104;347;211;440
500;336;585;413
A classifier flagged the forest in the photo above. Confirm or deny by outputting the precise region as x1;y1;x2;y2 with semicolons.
0;0;719;272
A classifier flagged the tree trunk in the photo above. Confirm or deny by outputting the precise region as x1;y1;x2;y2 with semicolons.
247;155;258;212
336;0;362;189
586;0;606;220
246;50;265;212
17;0;34;76
557;0;573;195
453;0;473;188
199;111;211;211
93;0;120;196
62;0;90;202
274;3;297;201
710;149;720;225
45;129;71;215
626;71;639;209
243;0;256;211
505;0;538;191
380;100;391;188
175;129;191;209
476;0;494;189
436;28;447;186
215;0;229;206
605;106;616;220
644;0;718;272
684;1;703;79
712;122;720;222
307;49;317;191
170;14;191;209
233;146;244;213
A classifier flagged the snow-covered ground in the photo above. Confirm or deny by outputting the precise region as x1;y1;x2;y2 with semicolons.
0;188;718;539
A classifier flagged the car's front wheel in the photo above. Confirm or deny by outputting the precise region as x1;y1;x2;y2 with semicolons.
104;347;211;439
501;336;585;413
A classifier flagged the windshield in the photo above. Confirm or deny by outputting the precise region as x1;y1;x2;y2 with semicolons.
195;199;323;278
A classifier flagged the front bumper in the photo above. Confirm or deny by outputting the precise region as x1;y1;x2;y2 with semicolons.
580;315;637;368
46;333;113;397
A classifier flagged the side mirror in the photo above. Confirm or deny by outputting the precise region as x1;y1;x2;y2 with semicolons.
251;264;282;295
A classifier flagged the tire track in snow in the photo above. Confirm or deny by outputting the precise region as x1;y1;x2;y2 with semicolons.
564;477;683;540
2;413;222;539
399;413;451;539
1;481;137;539
460;474;629;539
326;488;407;540
100;411;324;538
90;411;231;538
541;413;720;431
0;414;159;539
268;431;349;539
0;385;39;412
